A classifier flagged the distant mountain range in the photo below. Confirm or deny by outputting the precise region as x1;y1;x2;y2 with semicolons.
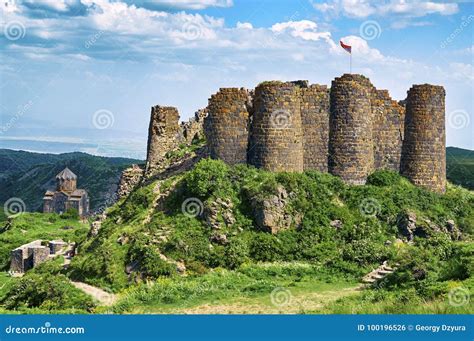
0;147;471;215
0;149;142;212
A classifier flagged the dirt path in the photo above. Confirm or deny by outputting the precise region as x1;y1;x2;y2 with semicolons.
71;281;117;306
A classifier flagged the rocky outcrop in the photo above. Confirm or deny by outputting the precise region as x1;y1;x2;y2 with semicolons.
252;186;301;234
397;210;462;241
203;198;235;230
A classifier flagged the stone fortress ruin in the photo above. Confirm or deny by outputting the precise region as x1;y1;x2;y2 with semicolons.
145;73;446;193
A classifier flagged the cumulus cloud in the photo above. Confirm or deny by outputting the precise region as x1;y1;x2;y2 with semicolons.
271;20;332;42
313;0;458;19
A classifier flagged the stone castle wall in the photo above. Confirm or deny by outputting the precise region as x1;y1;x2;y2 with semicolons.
329;74;374;185
372;90;405;171
400;84;446;193
300;84;330;172
248;82;304;172
144;74;446;193
205;88;250;165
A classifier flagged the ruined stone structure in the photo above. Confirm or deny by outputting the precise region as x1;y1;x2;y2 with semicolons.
181;108;208;144
117;164;144;199
43;168;89;217
145;74;446;193
10;239;69;274
400;85;446;193
145;106;181;174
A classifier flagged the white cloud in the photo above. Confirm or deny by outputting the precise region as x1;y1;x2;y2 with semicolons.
271;20;332;41
236;21;253;29
313;0;458;19
448;62;474;81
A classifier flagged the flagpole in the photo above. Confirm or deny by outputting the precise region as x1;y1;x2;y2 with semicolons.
350;53;352;74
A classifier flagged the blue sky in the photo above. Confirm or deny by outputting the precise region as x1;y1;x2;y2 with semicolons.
0;0;472;159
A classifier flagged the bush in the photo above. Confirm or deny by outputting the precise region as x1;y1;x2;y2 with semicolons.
367;170;401;187
185;159;231;198
224;238;249;269
61;208;79;220
249;234;283;262
1;273;95;312
128;236;176;279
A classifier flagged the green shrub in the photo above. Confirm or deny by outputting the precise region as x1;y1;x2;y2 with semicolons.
367;170;402;187
128;236;176;279
61;208;79;220
249;234;283;262
185;159;231;198
1;273;95;312
224;238;250;269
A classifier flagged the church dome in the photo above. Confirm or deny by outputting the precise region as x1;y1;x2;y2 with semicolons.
56;167;77;180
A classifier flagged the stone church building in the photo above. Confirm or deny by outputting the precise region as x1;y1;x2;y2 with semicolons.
43;167;89;217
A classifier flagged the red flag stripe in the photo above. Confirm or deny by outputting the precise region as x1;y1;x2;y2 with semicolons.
340;40;351;54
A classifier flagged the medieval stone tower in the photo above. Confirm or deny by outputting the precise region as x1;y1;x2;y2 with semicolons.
400;84;446;193
144;73;446;193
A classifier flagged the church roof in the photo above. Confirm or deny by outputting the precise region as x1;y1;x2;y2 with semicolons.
56;167;77;180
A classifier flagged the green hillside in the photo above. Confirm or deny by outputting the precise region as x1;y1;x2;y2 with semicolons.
0;158;472;314
0;149;142;212
446;147;474;190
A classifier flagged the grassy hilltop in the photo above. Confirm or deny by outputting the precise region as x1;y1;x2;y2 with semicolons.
0;155;472;314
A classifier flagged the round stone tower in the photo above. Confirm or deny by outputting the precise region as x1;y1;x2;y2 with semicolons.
205;88;250;165
328;74;374;184
400;84;446;193
249;82;304;172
